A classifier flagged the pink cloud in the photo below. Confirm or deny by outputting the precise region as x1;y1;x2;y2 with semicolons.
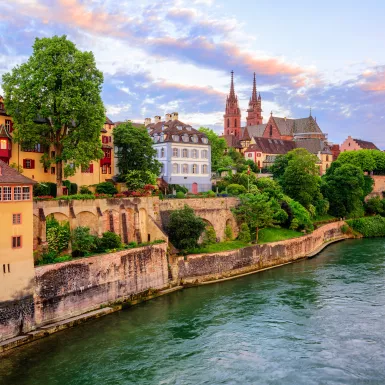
361;67;385;91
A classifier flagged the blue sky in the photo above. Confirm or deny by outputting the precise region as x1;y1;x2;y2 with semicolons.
0;0;384;147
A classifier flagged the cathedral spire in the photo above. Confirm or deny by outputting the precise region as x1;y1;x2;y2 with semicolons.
229;70;236;99
251;72;257;102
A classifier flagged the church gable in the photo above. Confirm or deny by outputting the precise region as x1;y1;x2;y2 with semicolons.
262;116;283;139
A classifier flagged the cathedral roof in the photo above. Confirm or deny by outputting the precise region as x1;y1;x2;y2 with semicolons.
272;116;322;136
221;135;242;149
245;137;296;154
294;138;332;155
242;124;266;139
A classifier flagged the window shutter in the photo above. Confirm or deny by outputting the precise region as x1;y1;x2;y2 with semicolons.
90;164;94;173
31;159;35;169
109;136;112;142
23;159;26;168
10;121;13;132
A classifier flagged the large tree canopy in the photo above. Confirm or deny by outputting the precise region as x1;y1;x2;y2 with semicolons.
198;127;227;171
2;35;105;193
113;121;161;179
337;149;385;174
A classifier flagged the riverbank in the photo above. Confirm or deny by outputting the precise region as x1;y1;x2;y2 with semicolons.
0;221;348;354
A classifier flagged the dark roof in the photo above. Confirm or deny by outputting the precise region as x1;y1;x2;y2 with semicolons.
0;124;12;139
294;138;332;155
272;116;322;136
0;160;36;184
221;135;242;148
105;116;114;125
149;119;209;146
245;137;296;154
353;139;379;150
242;124;266;139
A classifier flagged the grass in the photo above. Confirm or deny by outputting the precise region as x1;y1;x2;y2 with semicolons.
187;240;250;254
312;214;337;224
257;227;303;244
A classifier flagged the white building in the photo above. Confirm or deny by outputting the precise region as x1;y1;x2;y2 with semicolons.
146;113;212;193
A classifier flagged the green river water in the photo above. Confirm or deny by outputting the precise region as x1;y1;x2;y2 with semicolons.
1;238;385;385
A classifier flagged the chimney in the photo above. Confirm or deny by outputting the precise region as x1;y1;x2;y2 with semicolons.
144;117;151;126
154;115;161;123
165;113;172;121
172;112;179;121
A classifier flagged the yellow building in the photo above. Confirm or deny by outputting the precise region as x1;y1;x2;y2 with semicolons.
0;160;35;305
0;96;114;194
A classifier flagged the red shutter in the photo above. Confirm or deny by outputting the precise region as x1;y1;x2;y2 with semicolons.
31;159;35;169
90;164;94;173
109;136;112;143
23;159;26;168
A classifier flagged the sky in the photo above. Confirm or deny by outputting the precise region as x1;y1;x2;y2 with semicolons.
0;0;384;148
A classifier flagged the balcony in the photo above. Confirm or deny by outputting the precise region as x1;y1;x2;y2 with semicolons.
0;148;12;159
100;157;111;166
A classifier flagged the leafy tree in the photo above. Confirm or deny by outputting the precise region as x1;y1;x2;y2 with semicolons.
283;197;314;232
237;223;251;243
2;35;105;194
224;225;234;241
202;226;217;245
125;170;157;191
228;148;247;172
199;127;227;171
233;193;276;242
71;226;95;257
216;155;234;171
97;231;122;251
95;182;118;195
227;183;247;196
322;162;366;218
114;121;161;178
337;149;376;172
167;205;206;250
279;148;322;209
46;216;71;255
245;159;258;173
365;197;385;216
271;154;289;181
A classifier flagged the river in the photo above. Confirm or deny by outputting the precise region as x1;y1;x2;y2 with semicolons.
1;238;385;385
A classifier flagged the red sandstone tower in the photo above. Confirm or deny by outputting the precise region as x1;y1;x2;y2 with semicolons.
224;71;241;138
246;73;263;126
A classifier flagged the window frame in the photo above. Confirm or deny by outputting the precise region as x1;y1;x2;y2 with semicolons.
22;186;30;200
3;186;11;201
13;186;22;201
12;236;22;249
12;213;22;225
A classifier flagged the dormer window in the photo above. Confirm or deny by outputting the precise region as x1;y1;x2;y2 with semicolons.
186;126;192;131
177;125;183;131
191;135;198;143
182;134;189;142
160;133;164;142
172;135;180;142
202;138;208;144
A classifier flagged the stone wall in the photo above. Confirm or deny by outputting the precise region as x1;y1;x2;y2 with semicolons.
34;243;168;325
159;197;239;241
176;222;346;283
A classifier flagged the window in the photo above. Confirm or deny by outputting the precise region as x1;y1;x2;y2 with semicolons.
102;136;109;144
12;236;21;249
82;164;94;173
51;151;56;158
182;149;188;158
3;264;11;273
102;164;107;174
269;125;273;137
13;214;21;225
5;119;11;132
22;187;30;200
326;155;329;162
160;134;164;142
172;135;180;141
201;150;208;158
202;138;208;144
0;139;7;150
44;167;48;173
51;167;56;175
13;187;21;201
235;119;237;127
192;164;198;174
0;187;2;201
3;186;11;201
192;135;198;143
173;148;179;157
103;149;111;158
182;164;188;173
172;163;179;174
192;149;198;159
161;148;165;157
227;118;230;128
23;159;35;169
182;134;189;142
202;164;208;174
248;153;252;158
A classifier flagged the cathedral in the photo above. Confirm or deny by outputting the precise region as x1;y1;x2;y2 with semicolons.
221;71;335;174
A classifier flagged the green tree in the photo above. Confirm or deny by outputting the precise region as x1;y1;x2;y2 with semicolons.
71;226;95;257
46;216;71;255
337;149;376;172
280;148;322;209
198;127;227;171
125;170;157;191
2;35;105;194
233;193;276;242
167;205;206;250
202;226;217;245
237;223;251;243
114;121;161;178
322;162;366;218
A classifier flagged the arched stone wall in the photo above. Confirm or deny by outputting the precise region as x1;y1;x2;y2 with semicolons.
48;212;69;223
77;211;98;235
102;209;120;235
139;208;148;243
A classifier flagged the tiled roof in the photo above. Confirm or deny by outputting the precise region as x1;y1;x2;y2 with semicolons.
149;119;209;145
221;135;242;148
353;139;379;150
295;138;332;155
105;116;114;125
0;160;36;184
273;116;322;136
245;137;296;154
242;124;266;138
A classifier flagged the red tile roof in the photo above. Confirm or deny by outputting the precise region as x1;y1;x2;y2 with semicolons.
0;160;36;184
353;139;379;150
245;137;296;154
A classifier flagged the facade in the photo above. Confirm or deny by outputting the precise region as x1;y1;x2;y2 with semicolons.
0;96;114;193
340;136;379;152
0;160;35;305
145;113;211;193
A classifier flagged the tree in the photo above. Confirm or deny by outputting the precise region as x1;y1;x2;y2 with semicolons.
167;205;206;250
2;35;105;194
233;193;276;242
279;148;322;209
198;127;227;171
71;226;95;257
125;170;157;191
322;162;366;218
114;121;161;178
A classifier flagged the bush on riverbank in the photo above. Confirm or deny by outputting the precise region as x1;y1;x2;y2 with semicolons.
346;216;385;238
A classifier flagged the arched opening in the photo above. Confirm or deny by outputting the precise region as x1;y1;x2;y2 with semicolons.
77;211;98;235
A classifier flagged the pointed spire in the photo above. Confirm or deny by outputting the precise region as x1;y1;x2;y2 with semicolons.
251;72;257;102
258;92;261;100
229;70;235;99
309;107;312;117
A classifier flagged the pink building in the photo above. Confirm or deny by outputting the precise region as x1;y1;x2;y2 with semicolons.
340;136;379;152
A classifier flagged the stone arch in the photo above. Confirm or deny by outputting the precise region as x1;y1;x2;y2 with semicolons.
139;208;148;242
48;212;69;223
102;209;120;235
198;218;217;244
124;208;135;243
225;216;238;239
77;211;98;235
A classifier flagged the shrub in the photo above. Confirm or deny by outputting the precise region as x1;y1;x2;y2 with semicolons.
96;182;118;195
54;255;72;263
167;205;206;250
347;216;385;237
340;224;350;234
227;183;247;196
47;182;57;198
283;197;314;232
205;190;216;198
224;225;233;241
70;183;78;195
33;183;50;197
37;251;57;265
46;216;71;254
202;226;217;245
176;191;185;199
79;185;92;195
97;231;122;251
365;197;384;216
71;226;96;257
94;193;112;199
34;195;54;201
238;223;251;243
